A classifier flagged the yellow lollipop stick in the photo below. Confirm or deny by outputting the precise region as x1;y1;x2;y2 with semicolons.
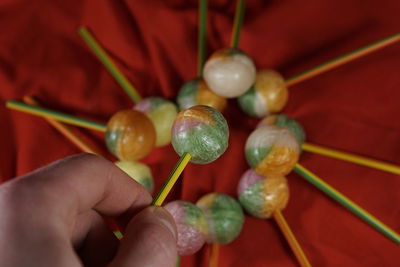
286;33;400;87
294;163;400;244
302;142;400;175
6;100;107;132
152;153;192;206
78;26;142;103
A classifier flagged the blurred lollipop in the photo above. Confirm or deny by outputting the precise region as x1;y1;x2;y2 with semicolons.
134;97;178;147
164;200;208;255
245;125;300;176
238;169;311;267
177;78;227;112
203;0;256;99
196;193;244;244
257;114;306;146
105;109;156;161
178;0;228;112
115;160;154;194
237;170;289;219
204;48;256;98
238;69;288;118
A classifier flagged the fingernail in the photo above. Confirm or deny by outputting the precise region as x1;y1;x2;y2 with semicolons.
149;206;177;240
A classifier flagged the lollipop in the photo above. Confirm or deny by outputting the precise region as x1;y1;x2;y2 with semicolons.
171;105;229;164
196;193;244;244
258;114;306;146
133;97;178;147
245;125;300;176
177;78;227;112
203;48;256;98
238;69;288;118
105;109;156;161
237;169;311;266
114;160;154;193
237;169;289;218
164;200;208;255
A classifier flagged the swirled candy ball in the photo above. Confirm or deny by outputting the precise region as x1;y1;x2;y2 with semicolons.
196;193;244;245
238;69;288;118
105;109;156;161
204;48;256;98
115;160;154;193
258;114;306;145
237;169;289;218
164;200;208;255
134;97;178;147
245;125;300;176
177;78;227;112
172;105;229;164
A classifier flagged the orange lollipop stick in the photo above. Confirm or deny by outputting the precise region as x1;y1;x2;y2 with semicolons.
23;96;100;155
273;210;311;267
208;243;219;267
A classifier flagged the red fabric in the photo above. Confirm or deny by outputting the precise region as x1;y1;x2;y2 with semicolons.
1;0;399;266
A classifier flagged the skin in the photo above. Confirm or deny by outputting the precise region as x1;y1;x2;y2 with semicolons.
0;154;177;267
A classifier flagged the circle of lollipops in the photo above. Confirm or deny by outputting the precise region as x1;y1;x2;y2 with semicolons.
6;0;400;266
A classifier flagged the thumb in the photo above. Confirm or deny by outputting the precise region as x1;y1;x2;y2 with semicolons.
109;206;178;267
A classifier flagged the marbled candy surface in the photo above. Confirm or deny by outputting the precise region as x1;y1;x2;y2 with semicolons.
245;125;300;176
238;69;288;118
105;109;156;161
177;78;227;112
115;160;154;193
134;97;178;147
258;114;306;146
204;48;256;98
172;105;229;164
238;169;289;218
164;200;208;255
196;193;244;245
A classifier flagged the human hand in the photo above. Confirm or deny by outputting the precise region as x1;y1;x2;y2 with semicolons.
0;154;177;267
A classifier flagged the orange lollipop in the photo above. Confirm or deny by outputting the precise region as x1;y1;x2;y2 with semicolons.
105;109;156;161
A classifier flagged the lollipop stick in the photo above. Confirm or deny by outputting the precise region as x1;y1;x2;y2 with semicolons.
23;96;101;155
6;100;107;132
231;0;246;49
22;97;123;239
78;26;142;103
302;142;400;175
209;243;219;267
294;163;400;244
198;0;208;76
285;33;400;87
152;153;192;206
273;210;311;267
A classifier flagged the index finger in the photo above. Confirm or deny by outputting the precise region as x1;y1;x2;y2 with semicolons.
2;154;152;222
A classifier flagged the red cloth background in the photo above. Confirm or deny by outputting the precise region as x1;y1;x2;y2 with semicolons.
1;0;399;266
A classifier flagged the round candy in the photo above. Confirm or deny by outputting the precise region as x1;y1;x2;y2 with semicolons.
237;169;289;219
258;114;306;146
238;69;288;118
245;125;300;176
196;193;244;245
164;200;208;255
171;105;229;164
114;160;154;193
177;78;227;112
204;48;256;98
134;97;178;147
105;109;156;161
